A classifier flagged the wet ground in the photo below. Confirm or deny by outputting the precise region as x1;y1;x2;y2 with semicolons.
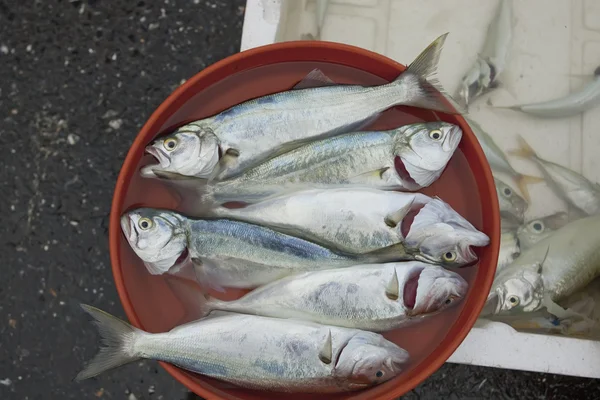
0;1;599;399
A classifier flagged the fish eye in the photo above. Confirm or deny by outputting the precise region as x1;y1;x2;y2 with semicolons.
375;371;384;378
164;138;178;151
508;295;520;306
138;217;153;230
429;129;442;140
445;298;453;305
442;251;457;262
503;187;512;197
532;222;543;232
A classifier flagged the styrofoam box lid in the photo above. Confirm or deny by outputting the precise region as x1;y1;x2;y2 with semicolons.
241;0;600;379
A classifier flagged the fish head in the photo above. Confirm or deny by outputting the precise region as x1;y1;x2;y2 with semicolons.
140;123;220;179
495;178;527;222
403;265;468;316
334;331;408;389
393;122;462;188
456;58;492;106
482;261;546;316
120;208;188;274
403;198;490;267
517;213;568;249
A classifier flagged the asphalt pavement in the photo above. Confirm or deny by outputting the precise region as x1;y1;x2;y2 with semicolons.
0;1;599;399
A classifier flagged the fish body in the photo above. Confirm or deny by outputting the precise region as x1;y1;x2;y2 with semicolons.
484;214;600;316
121;208;423;290
457;0;512;105
201;262;468;332
511;135;600;216
517;212;569;250
468;117;540;202
141;34;464;181
208;188;489;265
186;218;365;289
495;177;527;223
76;306;409;393
497;231;520;273
503;72;600;118
200;122;462;203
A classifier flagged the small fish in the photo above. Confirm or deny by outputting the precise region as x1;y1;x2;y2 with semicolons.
498;67;600;118
510;135;600;216
198;262;468;333
121;207;480;290
495;177;527;223
456;0;512;105
497;231;520;274
192;122;462;204
206;188;489;263
500;216;520;232
517;212;569;250
141;34;464;181
468;117;541;202
76;305;409;393
483;214;600;316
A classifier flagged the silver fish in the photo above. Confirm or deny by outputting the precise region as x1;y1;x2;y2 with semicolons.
199;262;468;332
457;0;512;105
207;188;489;264
468;117;541;202
495;177;527;223
517;212;569;250
141;34;464;181
510;135;600;216
76;305;409;393
499;68;600;118
497;231;520;274
121;208;428;290
483;214;600;316
194;122;462;204
500;216;520;232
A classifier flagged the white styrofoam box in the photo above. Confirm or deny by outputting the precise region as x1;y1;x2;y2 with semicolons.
241;0;600;379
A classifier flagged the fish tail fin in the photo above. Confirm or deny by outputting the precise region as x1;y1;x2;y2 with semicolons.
398;33;467;115
75;304;142;381
515;174;544;203
358;243;409;263
508;134;537;160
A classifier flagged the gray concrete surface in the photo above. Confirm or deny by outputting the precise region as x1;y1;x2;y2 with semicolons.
0;0;598;399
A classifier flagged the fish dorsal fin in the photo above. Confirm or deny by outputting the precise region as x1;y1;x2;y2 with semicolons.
385;269;400;300
319;330;333;364
293;68;336;90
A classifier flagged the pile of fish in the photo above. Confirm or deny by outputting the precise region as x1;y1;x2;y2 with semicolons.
454;0;600;337
76;34;492;393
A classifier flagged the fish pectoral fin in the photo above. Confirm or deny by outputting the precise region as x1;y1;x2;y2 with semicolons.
208;148;240;182
318;329;333;365
350;167;390;184
191;257;226;293
293;68;336;90
384;198;416;228
385;270;400;300
360;243;408;263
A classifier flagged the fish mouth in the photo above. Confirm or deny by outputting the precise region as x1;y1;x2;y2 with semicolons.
120;214;137;244
403;268;422;310
445;125;463;151
481;291;501;316
140;145;170;178
394;156;419;189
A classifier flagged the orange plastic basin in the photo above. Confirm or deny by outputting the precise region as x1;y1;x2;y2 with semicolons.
109;40;500;400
